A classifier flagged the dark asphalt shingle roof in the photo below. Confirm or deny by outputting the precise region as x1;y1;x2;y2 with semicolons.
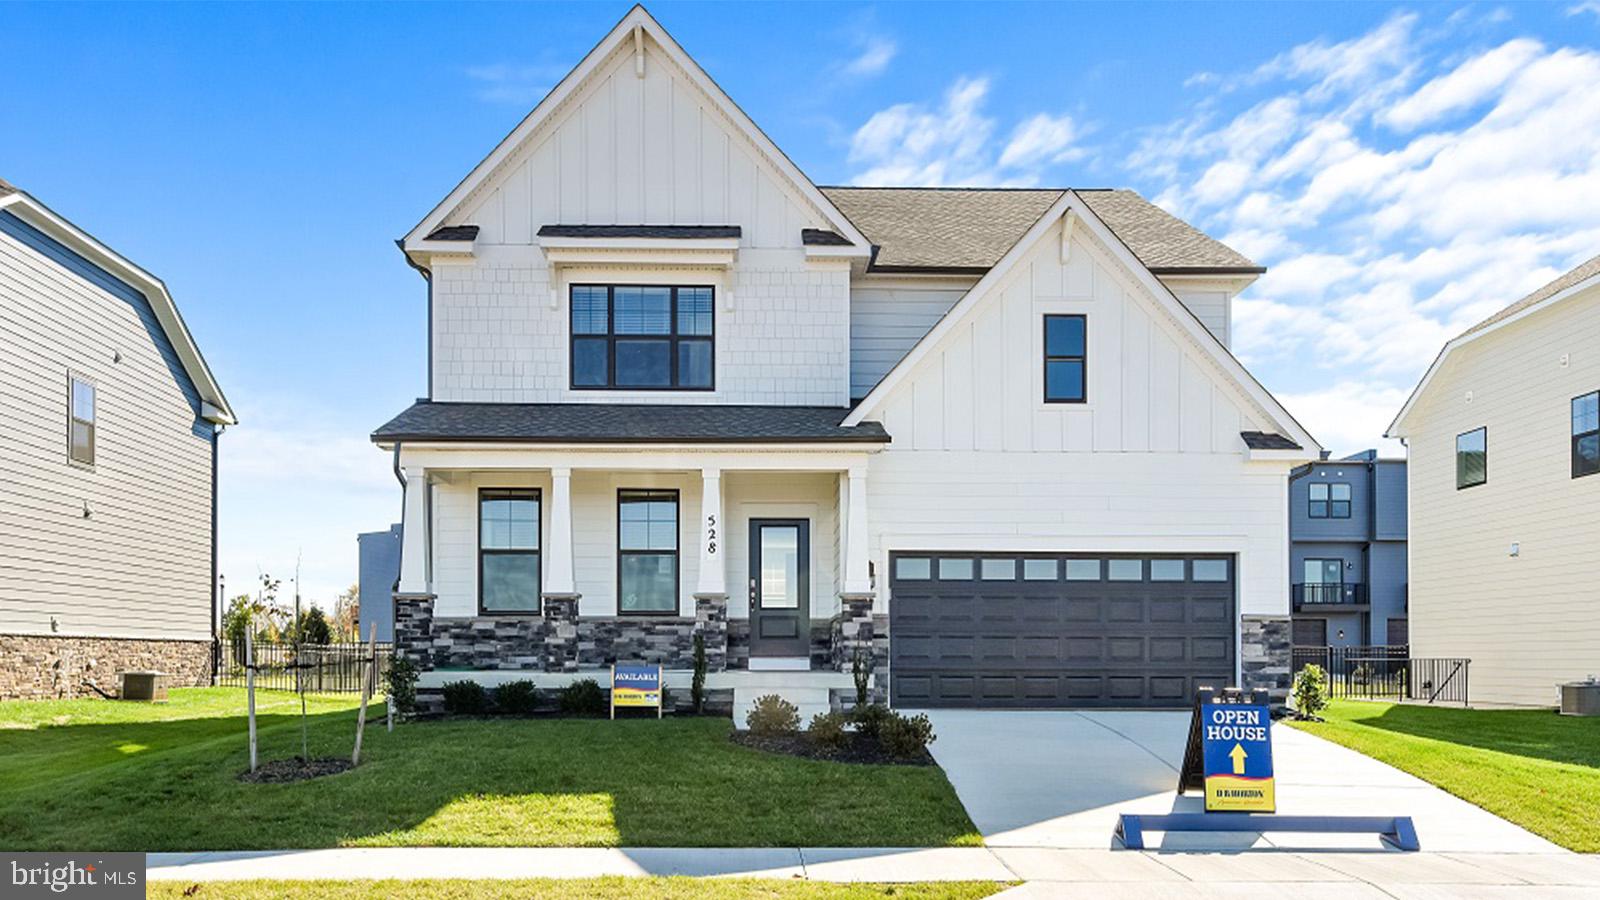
424;224;479;241
537;225;741;240
801;228;853;246
373;401;890;444
0;177;15;197
818;186;1261;274
1459;252;1600;339
1240;431;1302;451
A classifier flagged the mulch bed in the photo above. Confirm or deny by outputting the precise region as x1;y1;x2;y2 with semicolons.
238;757;355;783
730;731;934;766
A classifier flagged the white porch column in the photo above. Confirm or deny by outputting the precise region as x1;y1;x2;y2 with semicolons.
841;465;873;597
543;467;578;598
696;467;727;597
396;466;431;597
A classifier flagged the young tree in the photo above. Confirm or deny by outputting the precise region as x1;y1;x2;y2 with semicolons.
333;584;360;642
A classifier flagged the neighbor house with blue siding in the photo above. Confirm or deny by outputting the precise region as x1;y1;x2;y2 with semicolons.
1289;451;1408;649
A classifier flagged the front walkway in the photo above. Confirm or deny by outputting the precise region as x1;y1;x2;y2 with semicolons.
918;709;1560;853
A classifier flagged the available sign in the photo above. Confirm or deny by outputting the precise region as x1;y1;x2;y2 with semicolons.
611;664;663;718
1177;687;1276;813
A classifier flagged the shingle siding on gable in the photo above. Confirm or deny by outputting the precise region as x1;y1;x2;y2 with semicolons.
0;213;215;642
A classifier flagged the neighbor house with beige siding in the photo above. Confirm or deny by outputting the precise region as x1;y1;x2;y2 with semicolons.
0;177;235;700
375;7;1321;720
1388;253;1600;707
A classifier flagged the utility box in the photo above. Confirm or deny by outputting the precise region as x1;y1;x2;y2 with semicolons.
1558;681;1600;716
120;671;168;702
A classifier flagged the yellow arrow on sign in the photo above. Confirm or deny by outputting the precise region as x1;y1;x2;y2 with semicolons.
1229;743;1248;775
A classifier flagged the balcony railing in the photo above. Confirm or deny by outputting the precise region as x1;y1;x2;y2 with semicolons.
1293;582;1368;607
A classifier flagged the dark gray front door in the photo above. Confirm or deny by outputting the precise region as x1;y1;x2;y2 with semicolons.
749;519;809;657
889;553;1236;709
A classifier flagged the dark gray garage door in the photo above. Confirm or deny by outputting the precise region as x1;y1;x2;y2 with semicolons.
889;553;1235;709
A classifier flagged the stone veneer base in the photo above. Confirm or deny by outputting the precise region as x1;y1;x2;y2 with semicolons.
0;634;212;701
1240;614;1293;708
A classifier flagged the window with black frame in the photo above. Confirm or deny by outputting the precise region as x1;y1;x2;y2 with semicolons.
1042;314;1086;403
618;490;678;614
571;285;714;390
1456;427;1487;489
479;489;540;614
1309;482;1352;518
1574;391;1599;479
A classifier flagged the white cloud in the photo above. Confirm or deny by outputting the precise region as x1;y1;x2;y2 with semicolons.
466;63;564;105
841;37;897;78
848;79;1084;186
1277;382;1413;457
1568;2;1600;20
1380;39;1542;130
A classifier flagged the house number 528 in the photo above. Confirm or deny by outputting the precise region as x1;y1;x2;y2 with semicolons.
705;514;717;556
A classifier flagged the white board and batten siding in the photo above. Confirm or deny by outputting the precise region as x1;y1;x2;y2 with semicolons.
0;215;215;642
1401;288;1600;707
428;33;852;407
863;218;1293;618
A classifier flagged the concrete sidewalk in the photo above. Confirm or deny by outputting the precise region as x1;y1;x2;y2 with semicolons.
147;845;1600;896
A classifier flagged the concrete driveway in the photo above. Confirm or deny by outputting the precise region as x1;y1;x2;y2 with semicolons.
919;709;1561;853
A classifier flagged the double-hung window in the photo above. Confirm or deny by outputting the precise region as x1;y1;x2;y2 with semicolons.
1573;391;1599;479
571;285;714;390
479;489;541;614
68;376;95;466
1456;427;1487;489
1043;314;1087;403
618;490;678;614
1309;482;1351;518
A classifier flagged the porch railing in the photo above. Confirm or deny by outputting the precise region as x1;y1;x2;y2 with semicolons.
215;639;391;694
1291;644;1470;706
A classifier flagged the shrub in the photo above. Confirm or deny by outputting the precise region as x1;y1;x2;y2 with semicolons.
880;711;936;758
441;679;490;716
851;702;892;739
495;680;540;716
851;647;872;706
383;655;418;715
808;710;850;750
1292;664;1331;720
559;678;607;717
691;633;707;714
746;694;800;735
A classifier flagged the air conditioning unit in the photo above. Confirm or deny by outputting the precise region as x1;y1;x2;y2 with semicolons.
1558;681;1600;716
119;671;168;702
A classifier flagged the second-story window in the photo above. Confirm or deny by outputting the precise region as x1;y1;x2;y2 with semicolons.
571;285;714;390
68;375;95;466
1043;314;1086;403
1309;482;1351;518
1573;391;1599;479
1457;427;1487;489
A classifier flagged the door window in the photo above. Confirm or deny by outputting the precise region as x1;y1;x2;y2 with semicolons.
758;525;800;609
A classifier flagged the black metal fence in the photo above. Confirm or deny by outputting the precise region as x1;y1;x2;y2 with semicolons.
216;640;392;694
1292;644;1470;706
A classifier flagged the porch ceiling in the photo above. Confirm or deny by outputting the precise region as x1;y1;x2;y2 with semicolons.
373;401;890;445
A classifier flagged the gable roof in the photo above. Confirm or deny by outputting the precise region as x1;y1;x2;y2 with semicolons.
842;189;1319;455
1388;251;1600;438
374;401;888;445
402;5;871;261
0;178;235;425
819;186;1262;275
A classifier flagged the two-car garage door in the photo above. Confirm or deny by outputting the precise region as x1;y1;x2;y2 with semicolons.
889;553;1235;709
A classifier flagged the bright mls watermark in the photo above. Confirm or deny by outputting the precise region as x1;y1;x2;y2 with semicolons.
6;853;143;898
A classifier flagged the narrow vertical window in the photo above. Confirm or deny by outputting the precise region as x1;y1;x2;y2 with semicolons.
479;489;541;613
68;376;95;466
1574;391;1599;479
1456;427;1487;489
618;490;679;614
1308;483;1329;518
1329;483;1352;518
1043;314;1086;403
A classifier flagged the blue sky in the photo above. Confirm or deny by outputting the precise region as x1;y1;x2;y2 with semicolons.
6;1;1600;604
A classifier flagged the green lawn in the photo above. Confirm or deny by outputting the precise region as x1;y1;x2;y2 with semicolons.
0;688;978;850
1289;700;1600;852
150;879;1009;900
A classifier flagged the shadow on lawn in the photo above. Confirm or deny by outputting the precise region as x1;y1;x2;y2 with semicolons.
0;705;977;852
1344;702;1600;769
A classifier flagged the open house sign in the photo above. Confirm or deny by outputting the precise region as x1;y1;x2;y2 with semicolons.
1200;699;1276;812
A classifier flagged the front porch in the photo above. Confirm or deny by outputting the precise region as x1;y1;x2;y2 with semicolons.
388;443;888;709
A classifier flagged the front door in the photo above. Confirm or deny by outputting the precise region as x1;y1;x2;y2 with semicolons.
749;519;810;657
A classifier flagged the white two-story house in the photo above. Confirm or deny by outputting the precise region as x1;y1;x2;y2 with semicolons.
374;6;1321;716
